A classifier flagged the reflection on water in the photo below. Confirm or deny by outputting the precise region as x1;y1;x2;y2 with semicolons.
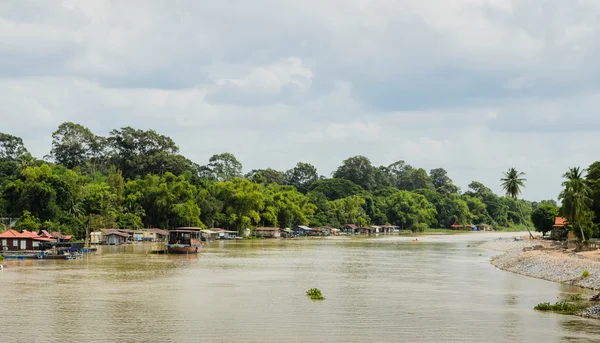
1;235;599;343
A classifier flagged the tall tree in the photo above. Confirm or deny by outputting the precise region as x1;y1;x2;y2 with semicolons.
500;168;533;238
207;153;243;181
430;168;459;195
245;168;285;185
309;178;364;201
531;205;558;237
0;133;29;162
284;162;319;193
333;155;376;191
559;167;592;241
51;122;102;170
108;127;180;179
586;161;600;228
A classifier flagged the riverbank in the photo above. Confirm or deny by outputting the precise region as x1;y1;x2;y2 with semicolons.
482;237;600;290
481;237;600;319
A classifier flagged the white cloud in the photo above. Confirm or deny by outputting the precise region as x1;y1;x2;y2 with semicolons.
1;0;600;202
215;57;313;93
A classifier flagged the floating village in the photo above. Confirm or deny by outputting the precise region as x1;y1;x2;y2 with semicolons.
0;223;500;261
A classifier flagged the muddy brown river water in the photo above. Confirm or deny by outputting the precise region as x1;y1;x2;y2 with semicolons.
1;233;599;342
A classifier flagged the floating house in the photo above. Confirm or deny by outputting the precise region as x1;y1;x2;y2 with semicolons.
255;227;281;238
0;229;52;251
90;231;103;244
132;228;168;242
296;225;313;236
345;224;359;235
280;228;294;238
201;229;218;241
39;230;72;242
211;228;238;240
100;229;131;245
144;228;168;241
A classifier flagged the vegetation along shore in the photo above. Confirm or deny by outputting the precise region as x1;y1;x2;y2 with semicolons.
1;122;600;244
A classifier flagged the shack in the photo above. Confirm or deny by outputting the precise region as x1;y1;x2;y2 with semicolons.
90;231;103;244
345;224;359;235
102;229;130;245
255;227;281;238
280;228;294;238
295;225;313;236
550;217;569;240
211;228;238;240
143;228;168;241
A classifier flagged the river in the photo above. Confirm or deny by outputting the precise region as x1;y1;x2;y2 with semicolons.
1;232;599;342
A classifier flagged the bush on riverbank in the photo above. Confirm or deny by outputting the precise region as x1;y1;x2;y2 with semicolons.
534;301;588;315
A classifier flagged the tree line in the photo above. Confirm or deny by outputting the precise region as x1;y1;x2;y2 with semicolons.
0;122;597;240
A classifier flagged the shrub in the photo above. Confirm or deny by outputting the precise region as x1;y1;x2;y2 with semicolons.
306;288;325;300
534;301;587;314
582;270;591;278
568;294;583;302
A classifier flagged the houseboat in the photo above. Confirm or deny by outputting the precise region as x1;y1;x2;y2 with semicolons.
166;228;202;254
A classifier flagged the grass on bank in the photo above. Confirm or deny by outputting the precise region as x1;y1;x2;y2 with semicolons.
534;301;588;315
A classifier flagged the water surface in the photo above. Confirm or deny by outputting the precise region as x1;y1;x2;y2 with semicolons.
1;233;599;342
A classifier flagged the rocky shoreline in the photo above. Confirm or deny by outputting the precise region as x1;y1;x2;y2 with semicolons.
481;238;600;290
480;237;600;319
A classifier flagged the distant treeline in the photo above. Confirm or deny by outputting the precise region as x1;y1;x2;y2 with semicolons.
1;122;598;240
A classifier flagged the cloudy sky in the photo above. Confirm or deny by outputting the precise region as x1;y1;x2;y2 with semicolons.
1;0;599;201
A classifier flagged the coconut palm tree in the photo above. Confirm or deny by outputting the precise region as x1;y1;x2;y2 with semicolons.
501;168;533;238
559;167;591;242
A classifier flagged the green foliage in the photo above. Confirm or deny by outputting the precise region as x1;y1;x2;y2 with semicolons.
386;190;436;231
568;293;584;302
560;167;593;241
534;301;587;314
0;133;29;162
0;123;554;240
284;162;319;193
582;270;590;278
306;288;325;300
207;153;243;181
15;210;41;232
531;205;558;236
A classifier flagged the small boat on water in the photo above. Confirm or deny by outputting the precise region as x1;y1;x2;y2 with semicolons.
165;228;202;254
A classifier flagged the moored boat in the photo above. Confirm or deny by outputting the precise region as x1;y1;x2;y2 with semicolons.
166;228;202;254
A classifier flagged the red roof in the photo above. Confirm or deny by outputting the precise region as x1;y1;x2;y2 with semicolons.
0;229;23;238
554;217;568;227
0;230;52;241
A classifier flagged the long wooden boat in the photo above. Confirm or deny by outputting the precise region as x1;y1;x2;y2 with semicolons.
166;228;202;254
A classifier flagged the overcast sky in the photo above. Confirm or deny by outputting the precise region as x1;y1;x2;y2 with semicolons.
1;0;599;201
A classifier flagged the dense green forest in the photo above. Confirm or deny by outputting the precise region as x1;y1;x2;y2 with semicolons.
1;122;598;240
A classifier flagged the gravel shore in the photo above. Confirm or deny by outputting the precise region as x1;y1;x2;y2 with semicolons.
481;237;600;319
480;238;600;290
581;305;600;319
478;237;550;252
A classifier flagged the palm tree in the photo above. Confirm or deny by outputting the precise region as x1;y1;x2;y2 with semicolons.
559;167;591;242
501;168;533;238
